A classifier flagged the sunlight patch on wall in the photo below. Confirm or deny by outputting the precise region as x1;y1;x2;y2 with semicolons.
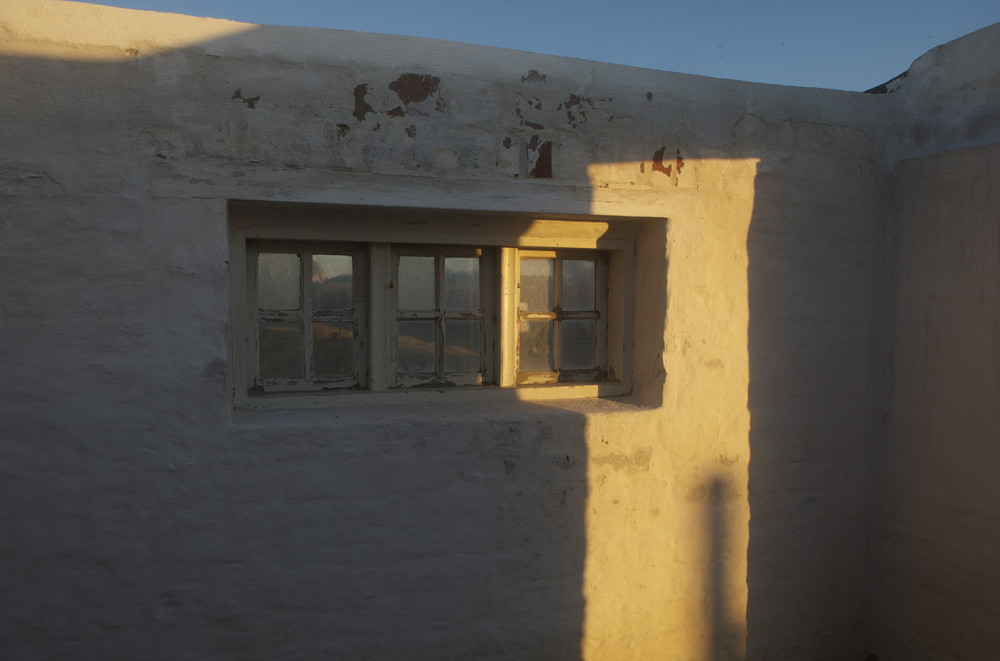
1;0;255;61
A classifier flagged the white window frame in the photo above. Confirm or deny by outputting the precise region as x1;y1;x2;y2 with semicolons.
228;202;636;409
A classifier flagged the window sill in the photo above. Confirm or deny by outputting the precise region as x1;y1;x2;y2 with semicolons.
229;385;648;427
235;382;631;412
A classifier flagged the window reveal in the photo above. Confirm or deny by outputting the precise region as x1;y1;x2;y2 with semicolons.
229;202;638;408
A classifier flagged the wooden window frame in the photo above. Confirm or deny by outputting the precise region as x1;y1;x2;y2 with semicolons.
513;249;609;385
247;240;369;393
229;202;637;410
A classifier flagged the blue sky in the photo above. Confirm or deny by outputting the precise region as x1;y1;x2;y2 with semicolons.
85;0;999;91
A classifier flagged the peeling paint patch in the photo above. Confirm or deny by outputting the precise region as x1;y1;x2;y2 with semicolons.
521;69;546;82
389;74;441;104
231;88;260;109
386;106;406;117
336;123;350;137
502;137;513;149
652;146;672;176
646;91;653;101
405;125;417;138
528;136;553;179
557;93;593;128
353;83;374;121
652;147;685;182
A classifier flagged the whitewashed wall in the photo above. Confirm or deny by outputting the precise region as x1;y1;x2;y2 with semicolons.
4;2;996;660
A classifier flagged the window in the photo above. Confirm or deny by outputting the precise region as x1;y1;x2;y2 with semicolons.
229;202;637;408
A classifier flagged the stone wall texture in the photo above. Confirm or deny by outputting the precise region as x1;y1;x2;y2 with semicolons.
1;2;998;659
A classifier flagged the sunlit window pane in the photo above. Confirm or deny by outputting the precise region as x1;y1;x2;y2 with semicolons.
444;320;481;373
313;321;354;376
562;260;595;311
520;258;553;311
258;253;300;310
560;320;596;370
311;255;353;310
398;320;436;372
443;257;479;310
259;321;304;379
519;320;552;371
398;256;435;310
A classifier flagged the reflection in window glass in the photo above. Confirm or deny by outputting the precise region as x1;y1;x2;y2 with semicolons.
259;321;304;379
520;259;553;311
444;257;479;310
562;260;596;311
311;255;353;310
258;253;301;310
444;320;481;372
398;256;435;310
398;320;436;372
313;321;354;376
519;320;552;371
560;320;596;370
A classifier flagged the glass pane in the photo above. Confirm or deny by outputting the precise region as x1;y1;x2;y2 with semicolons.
560;320;596;370
258;253;300;310
398;320;436;373
443;257;480;310
311;255;353;311
398;256;435;310
313;322;354;377
444;320;481;373
519;320;552;371
520;258;553;311
259;322;304;379
562;260;596;311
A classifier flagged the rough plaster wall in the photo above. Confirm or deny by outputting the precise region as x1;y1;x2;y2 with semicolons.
870;23;1000;660
877;144;1000;660
1;1;884;659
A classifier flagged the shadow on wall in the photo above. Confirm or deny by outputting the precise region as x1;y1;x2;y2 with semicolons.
0;40;599;661
742;118;880;660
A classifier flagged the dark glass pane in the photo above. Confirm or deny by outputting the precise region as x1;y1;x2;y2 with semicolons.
398;256;435;310
520;258;553;311
519;320;552;371
258;253;300;310
560;320;596;370
311;255;353;310
562;260;596;311
398;320;436;373
259;321;304;379
443;257;479;310
313;322;354;376
444;320;481;373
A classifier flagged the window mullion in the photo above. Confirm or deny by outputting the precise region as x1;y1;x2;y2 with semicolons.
370;243;392;391
552;257;562;372
435;254;445;377
247;245;260;392
595;257;609;376
499;248;518;387
302;251;314;382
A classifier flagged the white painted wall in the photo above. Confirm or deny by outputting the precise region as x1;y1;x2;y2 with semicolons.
1;1;997;659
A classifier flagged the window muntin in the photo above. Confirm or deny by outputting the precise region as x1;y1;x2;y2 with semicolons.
516;250;607;384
